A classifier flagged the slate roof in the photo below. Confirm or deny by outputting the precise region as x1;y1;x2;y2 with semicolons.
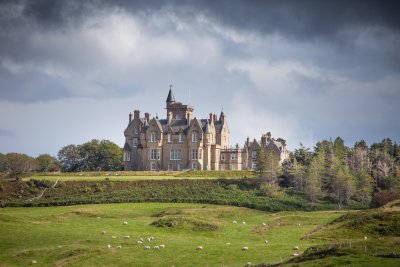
166;89;175;102
139;117;223;134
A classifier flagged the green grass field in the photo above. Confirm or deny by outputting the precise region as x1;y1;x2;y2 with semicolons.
22;175;211;182
1;203;399;266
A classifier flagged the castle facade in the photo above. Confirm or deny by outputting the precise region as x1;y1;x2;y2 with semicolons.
123;88;289;171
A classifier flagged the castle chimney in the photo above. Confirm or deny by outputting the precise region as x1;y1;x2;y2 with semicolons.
145;112;150;123
213;114;217;122
267;132;271;142
246;136;250;146
129;112;133;123
261;134;267;146
134;110;140;119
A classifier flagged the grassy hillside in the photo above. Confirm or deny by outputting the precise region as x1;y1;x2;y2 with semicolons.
0;203;344;267
1;203;399;267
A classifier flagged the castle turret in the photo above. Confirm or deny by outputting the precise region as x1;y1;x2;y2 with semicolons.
129;112;133;123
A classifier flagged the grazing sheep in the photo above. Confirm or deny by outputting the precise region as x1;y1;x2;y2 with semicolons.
147;237;151;242
97;217;101;219
137;241;143;244
123;221;128;225
117;245;122;249
196;245;203;251
364;236;368;240
265;240;268;244
140;237;144;241
226;242;231;245
111;236;116;239
102;231;106;235
242;246;249;251
292;253;299;256
149;236;155;240
123;235;130;239
298;223;301;226
262;223;266;226
233;220;238;224
242;221;246;224
144;246;151;250
107;244;111;249
57;245;62;248
277;223;281;226
159;244;165;249
244;262;252;267
293;246;299;250
32;260;37;264
154;246;160;250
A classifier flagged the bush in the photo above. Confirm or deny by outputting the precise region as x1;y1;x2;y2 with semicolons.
259;183;282;198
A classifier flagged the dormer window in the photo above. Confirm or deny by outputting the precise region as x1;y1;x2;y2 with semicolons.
168;133;172;143
151;132;157;142
192;132;198;142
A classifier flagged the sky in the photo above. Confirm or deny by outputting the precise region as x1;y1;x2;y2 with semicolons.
0;0;399;157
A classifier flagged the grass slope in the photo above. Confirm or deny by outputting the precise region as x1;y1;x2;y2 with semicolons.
0;203;344;267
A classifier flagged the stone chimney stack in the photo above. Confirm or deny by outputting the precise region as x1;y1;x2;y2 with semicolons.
209;113;214;125
129;112;133;123
261;134;267;146
267;132;271;142
134;110;140;119
145;112;150;123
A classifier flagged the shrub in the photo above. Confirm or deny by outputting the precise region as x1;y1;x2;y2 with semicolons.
259;183;282;198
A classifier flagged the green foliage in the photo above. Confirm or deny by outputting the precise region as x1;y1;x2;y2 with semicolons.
1;153;38;177
58;139;123;172
259;182;282;197
36;154;60;172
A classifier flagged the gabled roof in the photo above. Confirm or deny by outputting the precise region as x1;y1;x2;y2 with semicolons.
123;142;131;151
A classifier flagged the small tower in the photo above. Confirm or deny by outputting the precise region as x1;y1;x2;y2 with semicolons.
166;85;175;108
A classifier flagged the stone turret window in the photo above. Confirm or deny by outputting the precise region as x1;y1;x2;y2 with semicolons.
151;132;157;142
192;132;198;142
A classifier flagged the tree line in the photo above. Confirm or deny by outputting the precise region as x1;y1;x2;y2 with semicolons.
255;137;400;207
0;139;123;177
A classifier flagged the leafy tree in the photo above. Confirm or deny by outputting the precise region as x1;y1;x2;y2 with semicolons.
36;154;60;172
58;144;81;172
4;153;38;177
255;147;267;175
332;163;357;205
0;153;6;172
305;152;324;202
97;140;123;171
333;137;347;163
79;139;101;171
289;159;306;192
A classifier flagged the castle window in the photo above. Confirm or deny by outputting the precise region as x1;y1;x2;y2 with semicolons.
179;133;183;143
221;154;225;160
133;138;138;147
134;128;138;134
168;163;173;171
170;149;181;160
177;164;181;171
123;152;130;161
191;149;198;160
192;163;197;170
231;153;237;160
150;149;160;160
167;133;172;143
151;132;157;142
252;150;257;159
199;148;202;159
151;162;156;171
192;132;198;142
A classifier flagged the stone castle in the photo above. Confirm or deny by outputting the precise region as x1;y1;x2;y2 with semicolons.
123;88;289;171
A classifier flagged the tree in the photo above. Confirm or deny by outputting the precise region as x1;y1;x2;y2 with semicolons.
255;147;267;175
58;144;81;172
4;153;38;177
97;140;123;171
0;153;6;172
333;137;347;163
305;152;324;202
355;170;374;206
36;154;60;172
264;150;281;184
332;164;357;205
293;143;313;166
78;139;101;171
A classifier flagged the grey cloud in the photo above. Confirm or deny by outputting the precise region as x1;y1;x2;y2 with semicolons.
0;128;15;138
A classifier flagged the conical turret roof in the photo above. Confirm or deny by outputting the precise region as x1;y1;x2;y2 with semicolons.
166;88;175;102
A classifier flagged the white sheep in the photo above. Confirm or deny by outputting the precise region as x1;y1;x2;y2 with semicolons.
233;220;238;224
154;245;160;250
196;245;203;251
265;240;268;244
149;236;155;240
292;253;299;256
262;223;266;226
123;235;130;239
123;221;128;225
117;245;122;249
364;236;368;240
101;231;106;235
140;237;144;241
159;244;165;249
32;260;37;264
111;236;116;239
147;237;151;242
293;246;299;250
298;223;301;226
107;244;111;249
242;246;249;251
242;221;246;224
137;241;143;244
144;246;150;250
226;242;231;245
